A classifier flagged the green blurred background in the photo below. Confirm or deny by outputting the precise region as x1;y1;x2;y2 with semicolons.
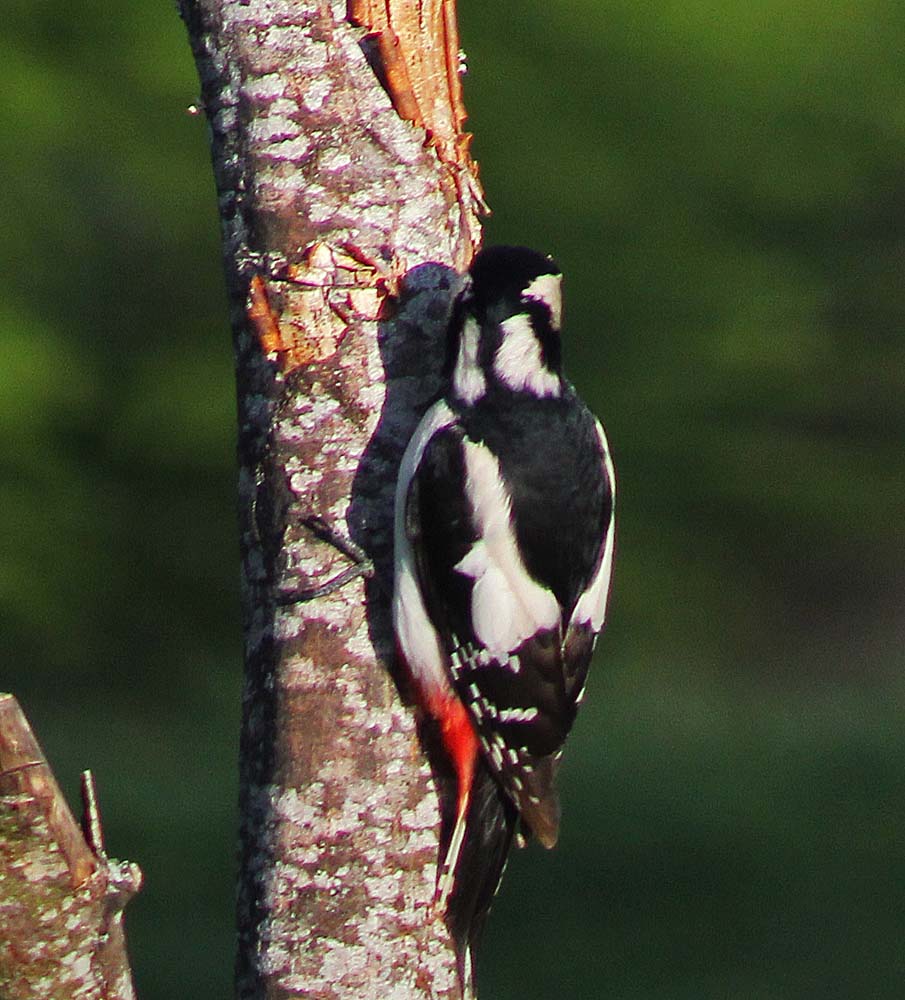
3;2;905;997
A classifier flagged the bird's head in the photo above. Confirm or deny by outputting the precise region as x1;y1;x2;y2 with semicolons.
447;245;564;404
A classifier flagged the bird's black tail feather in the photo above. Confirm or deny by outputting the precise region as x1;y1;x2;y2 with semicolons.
444;762;519;997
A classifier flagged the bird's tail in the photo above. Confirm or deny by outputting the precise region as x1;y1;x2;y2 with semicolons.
443;762;519;997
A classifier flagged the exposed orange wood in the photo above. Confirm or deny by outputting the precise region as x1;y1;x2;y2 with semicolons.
348;0;484;211
247;274;286;357
248;244;388;374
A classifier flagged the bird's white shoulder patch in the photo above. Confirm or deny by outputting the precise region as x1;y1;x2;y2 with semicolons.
393;400;458;692
570;418;616;632
454;439;560;657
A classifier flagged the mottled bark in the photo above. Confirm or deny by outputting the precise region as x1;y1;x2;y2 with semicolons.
0;694;141;1000
179;1;484;997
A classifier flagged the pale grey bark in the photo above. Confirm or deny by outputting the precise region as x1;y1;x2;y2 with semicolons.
179;1;484;997
0;694;141;1000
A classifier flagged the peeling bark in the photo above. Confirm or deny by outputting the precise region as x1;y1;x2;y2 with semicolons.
179;1;484;997
0;694;141;1000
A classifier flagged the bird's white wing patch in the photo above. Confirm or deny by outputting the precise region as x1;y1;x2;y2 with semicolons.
454;440;560;658
494;314;561;397
393;400;458;692
570;418;616;632
523;272;562;330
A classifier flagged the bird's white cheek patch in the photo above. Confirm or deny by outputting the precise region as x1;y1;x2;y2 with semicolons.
454;441;560;658
452;315;486;403
495;314;561;397
523;272;562;330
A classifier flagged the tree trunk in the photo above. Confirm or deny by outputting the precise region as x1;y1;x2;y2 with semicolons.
0;694;141;1000
179;2;485;997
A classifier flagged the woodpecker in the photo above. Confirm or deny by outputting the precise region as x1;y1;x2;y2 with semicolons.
392;245;615;990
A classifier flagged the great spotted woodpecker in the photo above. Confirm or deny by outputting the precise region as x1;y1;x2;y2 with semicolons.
392;245;616;990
